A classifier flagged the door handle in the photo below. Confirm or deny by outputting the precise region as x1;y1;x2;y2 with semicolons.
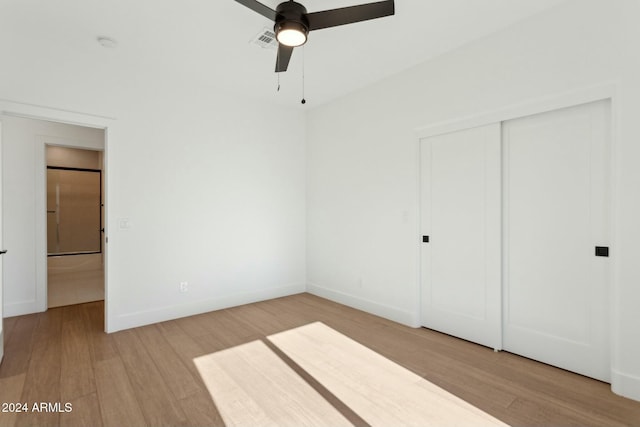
0;250;7;255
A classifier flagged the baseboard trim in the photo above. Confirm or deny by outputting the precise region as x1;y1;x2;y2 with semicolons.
307;282;419;327
108;284;305;332
612;369;640;402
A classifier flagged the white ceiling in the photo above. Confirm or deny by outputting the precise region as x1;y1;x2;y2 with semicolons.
1;0;569;109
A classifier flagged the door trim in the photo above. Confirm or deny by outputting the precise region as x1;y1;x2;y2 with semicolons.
415;82;616;140
415;84;619;392
0;98;115;333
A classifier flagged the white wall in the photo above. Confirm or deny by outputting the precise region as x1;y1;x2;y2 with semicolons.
2;116;104;315
1;75;306;332
306;0;640;400
106;88;306;330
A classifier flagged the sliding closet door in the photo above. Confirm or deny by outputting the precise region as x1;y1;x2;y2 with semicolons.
0;121;4;364
420;123;501;350
503;100;611;382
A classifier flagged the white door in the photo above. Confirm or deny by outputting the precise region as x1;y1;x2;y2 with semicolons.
0;121;4;364
420;123;502;350
502;100;611;382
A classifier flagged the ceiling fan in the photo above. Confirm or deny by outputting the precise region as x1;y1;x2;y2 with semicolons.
235;0;395;72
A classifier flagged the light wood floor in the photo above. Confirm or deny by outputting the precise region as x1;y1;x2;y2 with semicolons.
47;269;104;309
267;322;506;426
194;339;354;427
48;255;104;308
1;293;639;426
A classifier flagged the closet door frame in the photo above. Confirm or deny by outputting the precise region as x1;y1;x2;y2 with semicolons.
415;83;618;376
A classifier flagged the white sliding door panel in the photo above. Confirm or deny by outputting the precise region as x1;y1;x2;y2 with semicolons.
0;121;4;364
420;123;501;350
503;100;610;382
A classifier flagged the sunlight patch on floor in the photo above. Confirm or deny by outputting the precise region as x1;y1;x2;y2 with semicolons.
195;322;509;426
269;322;508;426
193;339;351;427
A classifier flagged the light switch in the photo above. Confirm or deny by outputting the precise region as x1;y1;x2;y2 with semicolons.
118;218;131;230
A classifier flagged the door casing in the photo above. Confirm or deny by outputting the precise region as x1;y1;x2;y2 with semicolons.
0;100;114;332
416;85;617;385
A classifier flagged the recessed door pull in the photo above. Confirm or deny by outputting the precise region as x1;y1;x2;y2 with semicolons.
595;246;609;257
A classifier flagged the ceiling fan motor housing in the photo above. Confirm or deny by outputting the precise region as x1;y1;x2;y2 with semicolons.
274;1;309;41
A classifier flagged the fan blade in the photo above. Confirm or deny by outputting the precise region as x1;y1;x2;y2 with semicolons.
275;44;294;72
234;0;277;21
307;0;394;31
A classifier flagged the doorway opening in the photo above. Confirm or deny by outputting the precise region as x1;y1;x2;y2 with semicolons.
0;101;112;332
46;145;105;308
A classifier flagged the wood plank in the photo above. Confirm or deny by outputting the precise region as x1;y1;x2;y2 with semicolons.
226;303;293;336
0;374;26;427
178;390;225;427
112;330;188;426
172;313;214;338
80;302;118;363
94;357;146;427
264;340;369;427
401;351;518;409
60;316;95;402
155;321;209;378
200;310;262;349
206;308;262;343
350;326;520;406
505;396;626;427
495;351;640;423
29;309;63;347
0;315;39;379
399;327;636;425
1;316;19;343
264;296;321;324
16;312;63;427
256;302;311;332
191;333;232;355
61;304;84;324
194;340;352;427
268;322;507;427
135;324;202;400
59;392;102;427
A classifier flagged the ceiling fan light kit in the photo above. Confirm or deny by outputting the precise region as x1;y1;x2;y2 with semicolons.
274;1;309;47
276;21;308;47
235;0;394;72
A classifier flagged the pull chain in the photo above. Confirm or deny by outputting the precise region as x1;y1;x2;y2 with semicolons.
276;50;281;92
301;46;306;104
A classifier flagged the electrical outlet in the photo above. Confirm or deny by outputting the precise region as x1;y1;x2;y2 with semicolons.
179;281;189;293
